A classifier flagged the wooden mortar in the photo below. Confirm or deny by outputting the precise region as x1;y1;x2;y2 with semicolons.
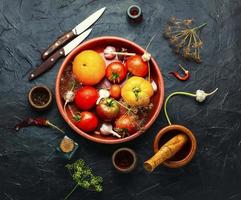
144;134;187;172
144;124;197;172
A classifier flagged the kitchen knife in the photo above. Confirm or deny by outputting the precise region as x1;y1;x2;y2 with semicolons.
41;7;106;60
29;28;92;81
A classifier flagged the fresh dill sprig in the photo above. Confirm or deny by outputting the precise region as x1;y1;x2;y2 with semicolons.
64;159;103;200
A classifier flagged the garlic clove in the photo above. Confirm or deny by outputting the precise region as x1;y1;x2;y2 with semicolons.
151;80;158;92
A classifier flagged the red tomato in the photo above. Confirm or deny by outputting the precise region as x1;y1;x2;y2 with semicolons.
126;55;148;77
96;97;120;121
110;84;121;99
115;114;138;134
73;111;98;132
74;86;99;110
105;61;127;83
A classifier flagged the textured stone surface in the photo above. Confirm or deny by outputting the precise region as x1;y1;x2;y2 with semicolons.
1;0;241;199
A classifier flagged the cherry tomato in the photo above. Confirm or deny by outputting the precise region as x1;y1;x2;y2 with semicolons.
110;84;121;99
105;61;127;83
115;114;138;134
73;111;98;132
74;86;99;110
126;55;148;77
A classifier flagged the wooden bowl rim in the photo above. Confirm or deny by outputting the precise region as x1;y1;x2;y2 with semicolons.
55;36;164;144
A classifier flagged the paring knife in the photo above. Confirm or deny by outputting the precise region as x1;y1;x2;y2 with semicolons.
41;7;106;60
29;28;92;81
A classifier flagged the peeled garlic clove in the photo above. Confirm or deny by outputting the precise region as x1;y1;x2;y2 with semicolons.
142;51;151;62
151;80;157;92
96;89;110;104
104;46;116;60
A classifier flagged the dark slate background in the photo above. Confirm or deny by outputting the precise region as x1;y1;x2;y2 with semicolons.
1;0;241;199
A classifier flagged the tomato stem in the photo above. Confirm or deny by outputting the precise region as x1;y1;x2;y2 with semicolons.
73;112;81;121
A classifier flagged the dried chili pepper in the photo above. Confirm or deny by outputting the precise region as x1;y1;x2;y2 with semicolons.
169;64;190;81
15;117;64;133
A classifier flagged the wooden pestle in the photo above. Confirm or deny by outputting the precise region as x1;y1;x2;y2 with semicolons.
144;134;188;172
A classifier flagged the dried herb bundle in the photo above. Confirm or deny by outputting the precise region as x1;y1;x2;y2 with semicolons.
164;17;207;63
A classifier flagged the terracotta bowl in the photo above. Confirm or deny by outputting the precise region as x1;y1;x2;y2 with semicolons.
56;36;164;144
153;124;197;168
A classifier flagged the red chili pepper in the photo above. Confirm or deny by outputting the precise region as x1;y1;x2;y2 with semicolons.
15;117;64;133
169;64;190;81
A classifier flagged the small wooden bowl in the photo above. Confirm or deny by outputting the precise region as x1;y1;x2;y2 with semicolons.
112;148;137;173
28;85;52;110
153;124;197;168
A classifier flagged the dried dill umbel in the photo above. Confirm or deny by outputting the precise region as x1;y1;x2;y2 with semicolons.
163;17;207;63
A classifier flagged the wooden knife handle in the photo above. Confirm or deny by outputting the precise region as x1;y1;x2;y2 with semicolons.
29;48;65;81
41;31;75;60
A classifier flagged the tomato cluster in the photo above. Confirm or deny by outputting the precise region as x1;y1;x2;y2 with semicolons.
69;47;154;138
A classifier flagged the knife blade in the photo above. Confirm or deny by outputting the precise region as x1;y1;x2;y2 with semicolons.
29;28;92;81
41;7;106;60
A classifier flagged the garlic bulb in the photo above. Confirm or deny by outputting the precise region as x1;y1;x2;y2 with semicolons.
142;51;151;62
63;90;75;113
195;88;218;103
104;46;116;60
164;88;218;125
64;90;75;102
100;123;121;138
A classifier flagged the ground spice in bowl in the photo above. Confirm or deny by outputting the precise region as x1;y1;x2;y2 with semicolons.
28;85;52;110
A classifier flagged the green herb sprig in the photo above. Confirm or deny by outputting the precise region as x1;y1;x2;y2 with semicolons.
64;159;103;200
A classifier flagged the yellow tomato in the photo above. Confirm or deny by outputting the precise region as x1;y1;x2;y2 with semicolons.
72;50;105;85
121;76;154;106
